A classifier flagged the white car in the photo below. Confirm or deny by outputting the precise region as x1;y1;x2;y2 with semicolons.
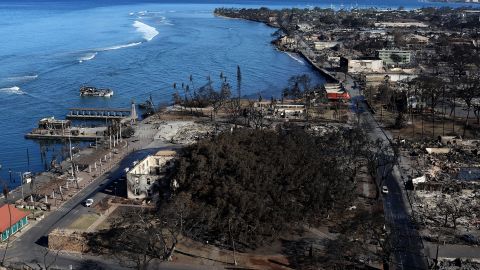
84;198;94;207
382;186;389;194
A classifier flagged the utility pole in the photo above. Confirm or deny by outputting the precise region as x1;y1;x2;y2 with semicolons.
69;135;79;189
18;173;24;200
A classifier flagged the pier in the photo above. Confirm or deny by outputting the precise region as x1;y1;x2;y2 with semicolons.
25;126;106;141
66;107;132;120
25;133;102;141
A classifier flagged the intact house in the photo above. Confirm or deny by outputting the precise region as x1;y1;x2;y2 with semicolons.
0;204;29;242
126;150;176;200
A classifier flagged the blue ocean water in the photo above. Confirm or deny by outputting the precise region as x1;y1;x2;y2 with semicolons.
0;0;474;189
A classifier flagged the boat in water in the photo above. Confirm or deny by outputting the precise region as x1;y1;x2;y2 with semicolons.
80;86;113;97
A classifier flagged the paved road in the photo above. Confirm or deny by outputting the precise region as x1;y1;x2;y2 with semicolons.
344;75;428;270
1;146;200;270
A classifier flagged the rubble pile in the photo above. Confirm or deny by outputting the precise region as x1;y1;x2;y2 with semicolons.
155;121;216;145
435;258;480;270
309;124;342;136
415;190;479;228
399;137;480;245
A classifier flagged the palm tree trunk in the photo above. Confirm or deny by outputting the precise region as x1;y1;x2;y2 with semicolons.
432;108;435;138
463;107;471;137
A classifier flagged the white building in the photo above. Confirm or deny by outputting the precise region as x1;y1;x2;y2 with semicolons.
274;104;305;118
344;58;384;74
126;150;176;199
364;73;417;87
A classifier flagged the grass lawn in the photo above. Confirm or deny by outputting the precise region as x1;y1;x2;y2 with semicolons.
68;214;99;231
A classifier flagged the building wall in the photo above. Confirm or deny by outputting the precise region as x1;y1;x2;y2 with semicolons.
126;153;175;199
348;59;383;73
1;217;28;242
377;50;412;65
314;41;340;51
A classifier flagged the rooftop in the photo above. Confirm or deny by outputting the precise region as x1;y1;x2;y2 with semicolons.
0;204;29;232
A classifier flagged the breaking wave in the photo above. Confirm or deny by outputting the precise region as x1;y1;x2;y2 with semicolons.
100;42;142;51
285;52;305;65
5;75;38;82
76;19;158;63
0;86;25;95
78;52;97;63
133;20;159;41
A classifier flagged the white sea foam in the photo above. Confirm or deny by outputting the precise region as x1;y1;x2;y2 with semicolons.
133;20;159;41
286;52;305;65
101;42;142;51
0;86;25;95
5;75;38;82
78;52;97;63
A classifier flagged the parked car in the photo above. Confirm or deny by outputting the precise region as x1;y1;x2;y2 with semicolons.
84;198;94;207
382;186;389;194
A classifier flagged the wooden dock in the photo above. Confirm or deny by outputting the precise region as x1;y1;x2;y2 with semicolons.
25;126;106;141
66;107;131;120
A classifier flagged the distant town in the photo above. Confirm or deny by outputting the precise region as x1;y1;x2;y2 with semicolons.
432;0;480;4
1;5;480;270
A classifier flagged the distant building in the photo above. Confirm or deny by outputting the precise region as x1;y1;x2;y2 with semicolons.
38;117;71;130
406;34;429;44
374;21;428;28
363;72;417;87
0;204;29;242
274;104;305;118
341;57;384;74
324;83;350;101
314;41;341;51
377;49;412;65
126;150;176;199
278;36;296;48
296;23;313;32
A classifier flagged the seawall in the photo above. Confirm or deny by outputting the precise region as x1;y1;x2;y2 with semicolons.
297;51;339;84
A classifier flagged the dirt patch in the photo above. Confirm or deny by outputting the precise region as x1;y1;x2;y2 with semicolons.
48;229;88;253
68;214;99;231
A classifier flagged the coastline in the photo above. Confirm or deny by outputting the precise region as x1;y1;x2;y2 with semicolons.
296;50;339;83
215;11;339;83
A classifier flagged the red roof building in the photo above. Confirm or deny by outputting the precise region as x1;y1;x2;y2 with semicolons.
324;83;351;101
0;204;29;241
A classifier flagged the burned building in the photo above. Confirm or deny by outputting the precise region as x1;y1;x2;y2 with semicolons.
126;150;176;200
